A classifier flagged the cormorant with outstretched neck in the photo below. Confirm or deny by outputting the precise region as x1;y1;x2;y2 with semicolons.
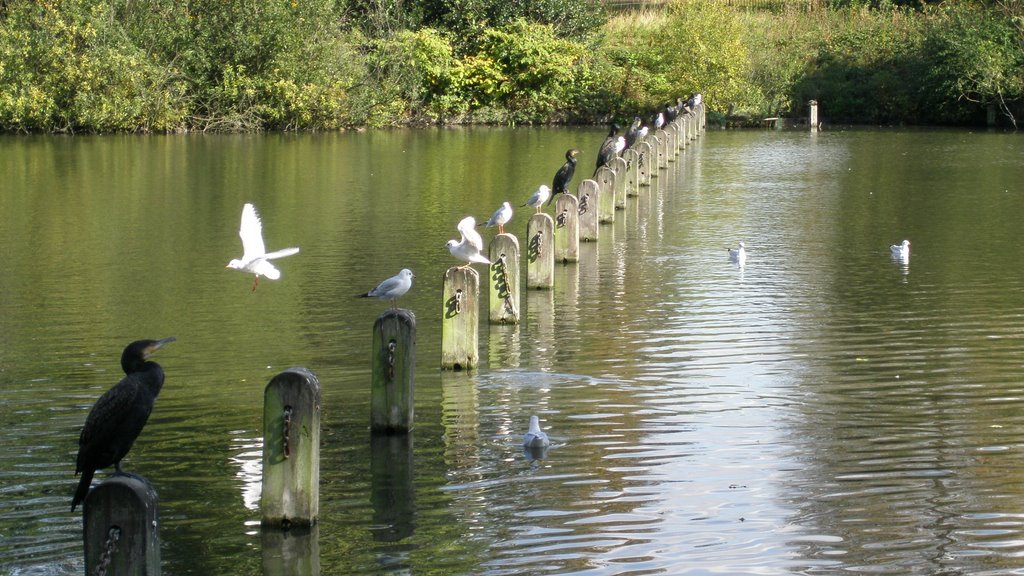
624;116;642;149
72;337;175;511
547;148;579;206
593;123;620;176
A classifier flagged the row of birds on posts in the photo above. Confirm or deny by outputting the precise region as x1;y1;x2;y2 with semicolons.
71;95;708;511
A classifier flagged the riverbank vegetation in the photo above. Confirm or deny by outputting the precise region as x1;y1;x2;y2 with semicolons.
0;0;1020;132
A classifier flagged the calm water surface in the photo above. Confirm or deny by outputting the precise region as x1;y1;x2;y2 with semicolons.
1;127;1022;575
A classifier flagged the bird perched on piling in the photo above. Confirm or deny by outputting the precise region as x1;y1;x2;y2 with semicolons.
357;268;414;310
523;415;550;449
654;112;665;131
481;202;513;234
226;203;300;293
728;241;747;268
447;216;490;268
890;239;910;260
547;149;580;206
624;116;642;149
594;123;620;176
522;185;551;214
72;337;176;512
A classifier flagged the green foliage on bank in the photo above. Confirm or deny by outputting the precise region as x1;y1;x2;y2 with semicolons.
0;0;1020;132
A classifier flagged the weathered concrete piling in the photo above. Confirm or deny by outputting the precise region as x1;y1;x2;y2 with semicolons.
554;194;580;263
488;234;521;324
84;474;161;576
371;309;416;432
594;166;615;223
577;179;599;242
527;213;554;289
442;266;480;370
261;368;321;528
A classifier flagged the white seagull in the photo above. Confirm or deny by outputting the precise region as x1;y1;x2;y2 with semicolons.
654;112;665;130
521;185;551;214
457;216;484;252
226;203;300;293
613;136;626;155
447;216;491;268
637;126;649;140
728;241;747;267
523;415;550;449
481;202;513;234
358;268;414;309
890;239;910;260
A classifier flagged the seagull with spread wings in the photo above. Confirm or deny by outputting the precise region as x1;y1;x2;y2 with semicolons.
226;203;300;293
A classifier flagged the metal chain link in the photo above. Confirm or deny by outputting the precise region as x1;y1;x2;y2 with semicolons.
495;255;517;319
578;193;589;215
93;526;120;576
454;289;463;314
282;406;292;459
556;210;567;228
387;340;397;380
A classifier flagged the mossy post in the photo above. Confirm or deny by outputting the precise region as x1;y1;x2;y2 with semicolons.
488;234;521;324
577;179;599;242
442;266;480;370
636;142;652;188
527;213;554;289
83;474;160;576
611;157;628;210
553;193;579;263
595;166;615;223
261;368;320;527
622;149;639;197
371;309;416;432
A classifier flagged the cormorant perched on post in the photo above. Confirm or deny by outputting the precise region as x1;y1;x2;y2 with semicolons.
547;148;579;206
593;123;620;177
72;337;175;511
623;116;642;149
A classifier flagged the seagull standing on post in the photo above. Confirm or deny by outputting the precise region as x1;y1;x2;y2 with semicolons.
226;203;300;293
358;269;414;310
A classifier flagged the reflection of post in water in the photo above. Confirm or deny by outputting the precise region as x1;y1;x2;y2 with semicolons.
83;474;160;575
262;524;320;576
371;309;416;433
369;433;415;543
440;370;480;471
442;266;480;370
488;234;520;325
524;288;556;369
261;368;321;528
527;213;554;289
553;194;579;263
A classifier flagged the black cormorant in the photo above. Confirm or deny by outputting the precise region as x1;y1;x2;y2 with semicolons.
72;337;175;511
624;117;642;149
594;123;620;177
547;148;579;206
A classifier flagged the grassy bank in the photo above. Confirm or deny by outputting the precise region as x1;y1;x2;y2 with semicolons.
0;0;1020;132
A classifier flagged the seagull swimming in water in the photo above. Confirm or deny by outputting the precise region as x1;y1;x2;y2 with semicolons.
890;239;910;260
357;268;414;310
480;202;513;234
447;216;490;268
523;415;550;449
522;185;551;214
728;241;747;267
226;203;300;293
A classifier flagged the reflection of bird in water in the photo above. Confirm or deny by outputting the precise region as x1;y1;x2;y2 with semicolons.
890;239;910;260
358;268;414;309
547;149;579;206
447;216;490;268
72;337;176;511
226;203;300;293
481;202;513;234
522;185;551;214
523;415;550;449
594;123;620;176
728;241;747;267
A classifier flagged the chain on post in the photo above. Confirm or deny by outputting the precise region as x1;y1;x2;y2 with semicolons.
282;405;292;459
578;193;589;215
454;289;463;314
387;340;397;380
556;210;567;228
496;255;517;318
93;526;121;576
